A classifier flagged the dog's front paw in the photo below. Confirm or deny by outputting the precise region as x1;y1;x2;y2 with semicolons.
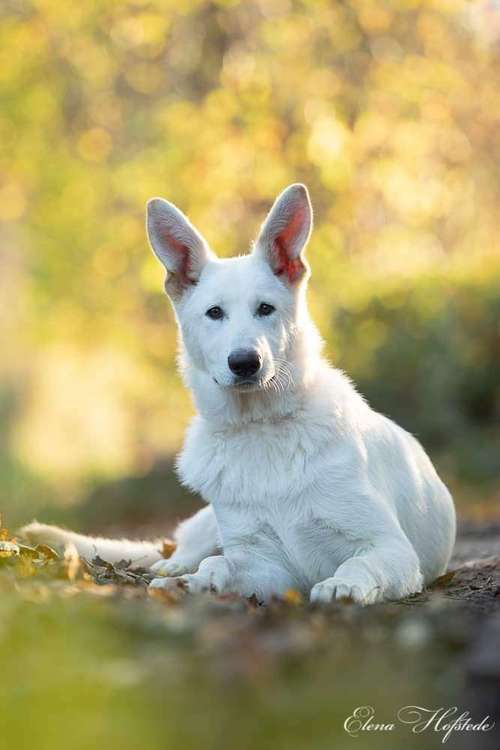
150;557;196;577
180;573;220;594
150;556;230;596
149;576;185;592
310;576;381;606
149;572;220;595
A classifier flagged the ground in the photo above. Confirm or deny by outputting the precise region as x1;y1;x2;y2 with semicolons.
0;518;498;750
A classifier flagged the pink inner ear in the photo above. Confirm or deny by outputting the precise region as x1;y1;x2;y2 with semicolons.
273;206;306;283
161;229;193;286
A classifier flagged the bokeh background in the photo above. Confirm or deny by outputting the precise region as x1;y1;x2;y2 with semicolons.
2;4;500;750
2;0;499;535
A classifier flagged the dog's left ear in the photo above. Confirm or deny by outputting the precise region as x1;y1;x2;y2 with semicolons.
253;183;313;285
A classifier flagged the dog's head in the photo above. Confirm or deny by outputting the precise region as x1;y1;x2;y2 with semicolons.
146;184;314;394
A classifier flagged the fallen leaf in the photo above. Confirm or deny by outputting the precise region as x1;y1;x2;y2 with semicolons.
0;514;10;542
64;543;81;582
0;540;20;558
431;570;456;588
35;544;60;560
161;539;177;559
282;588;303;606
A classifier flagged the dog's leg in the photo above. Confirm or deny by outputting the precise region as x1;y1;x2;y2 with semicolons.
150;549;297;601
310;536;423;605
150;505;221;577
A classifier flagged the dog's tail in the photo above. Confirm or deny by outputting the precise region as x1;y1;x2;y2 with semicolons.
18;522;163;568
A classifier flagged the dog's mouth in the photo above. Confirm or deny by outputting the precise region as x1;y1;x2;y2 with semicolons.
233;378;267;392
213;375;276;392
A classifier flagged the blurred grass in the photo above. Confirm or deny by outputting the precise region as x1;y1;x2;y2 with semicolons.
0;582;461;750
1;3;499;519
2;520;497;750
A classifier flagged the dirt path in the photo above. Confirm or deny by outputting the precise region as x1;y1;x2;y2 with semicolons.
2;517;499;749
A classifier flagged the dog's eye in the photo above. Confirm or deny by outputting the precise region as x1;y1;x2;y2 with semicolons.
206;306;224;320
257;303;275;317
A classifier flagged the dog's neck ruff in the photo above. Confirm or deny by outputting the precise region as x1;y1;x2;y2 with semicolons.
185;361;317;428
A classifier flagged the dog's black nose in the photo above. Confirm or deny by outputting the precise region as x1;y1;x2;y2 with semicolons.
228;348;262;378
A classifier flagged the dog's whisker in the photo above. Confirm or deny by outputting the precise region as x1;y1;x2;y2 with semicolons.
270;358;295;395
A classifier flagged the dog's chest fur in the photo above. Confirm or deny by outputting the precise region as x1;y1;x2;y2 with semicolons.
177;408;360;591
179;407;339;503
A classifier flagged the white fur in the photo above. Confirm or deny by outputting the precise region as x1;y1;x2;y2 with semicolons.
19;521;163;567
21;184;456;605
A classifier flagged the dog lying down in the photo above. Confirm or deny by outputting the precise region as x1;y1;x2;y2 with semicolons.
21;184;456;605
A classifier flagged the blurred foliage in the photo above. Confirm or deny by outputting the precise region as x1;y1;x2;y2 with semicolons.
0;585;454;750
1;0;499;523
334;269;500;484
3;514;499;750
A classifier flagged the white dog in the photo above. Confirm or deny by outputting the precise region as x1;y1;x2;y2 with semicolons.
22;184;456;604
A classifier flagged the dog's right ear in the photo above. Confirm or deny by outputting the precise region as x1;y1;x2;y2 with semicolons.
146;198;214;299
